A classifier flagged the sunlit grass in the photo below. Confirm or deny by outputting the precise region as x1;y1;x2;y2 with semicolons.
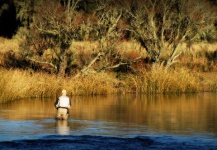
125;64;201;93
1;66;217;103
68;73;120;95
0;69;120;103
1;37;217;103
0;69;58;103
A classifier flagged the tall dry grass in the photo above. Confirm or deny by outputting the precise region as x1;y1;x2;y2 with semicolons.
0;69;120;103
125;64;201;93
0;69;58;103
68;73;120;95
1;66;217;103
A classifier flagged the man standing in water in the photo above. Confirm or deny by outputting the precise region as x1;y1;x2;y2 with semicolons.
54;89;71;120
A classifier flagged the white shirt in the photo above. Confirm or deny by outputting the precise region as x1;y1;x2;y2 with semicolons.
57;95;70;108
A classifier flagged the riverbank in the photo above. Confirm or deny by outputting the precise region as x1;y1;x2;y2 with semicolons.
1;67;217;103
0;68;119;103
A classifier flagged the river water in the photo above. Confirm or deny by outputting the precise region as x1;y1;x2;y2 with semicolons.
0;93;217;149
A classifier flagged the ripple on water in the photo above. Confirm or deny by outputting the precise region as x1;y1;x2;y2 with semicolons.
0;135;217;150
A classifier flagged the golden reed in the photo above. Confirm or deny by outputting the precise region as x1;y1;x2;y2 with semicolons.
0;69;119;103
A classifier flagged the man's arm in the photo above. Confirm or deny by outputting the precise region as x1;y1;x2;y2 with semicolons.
54;98;59;109
68;98;71;109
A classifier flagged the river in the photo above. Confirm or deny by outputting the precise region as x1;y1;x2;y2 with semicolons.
0;93;217;149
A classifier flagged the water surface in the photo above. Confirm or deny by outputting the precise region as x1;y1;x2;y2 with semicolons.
0;93;217;149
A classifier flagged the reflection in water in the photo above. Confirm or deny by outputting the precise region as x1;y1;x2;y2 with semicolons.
56;120;70;135
70;93;217;135
0;93;217;136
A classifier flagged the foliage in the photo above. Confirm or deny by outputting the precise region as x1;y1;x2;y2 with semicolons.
14;0;216;75
1;0;217;104
125;0;217;67
19;0;92;77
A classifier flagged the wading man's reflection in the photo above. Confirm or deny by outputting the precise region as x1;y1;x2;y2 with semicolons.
56;120;70;135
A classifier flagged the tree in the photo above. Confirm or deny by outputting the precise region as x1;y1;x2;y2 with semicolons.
126;0;217;68
21;0;89;76
80;0;124;73
14;0;34;28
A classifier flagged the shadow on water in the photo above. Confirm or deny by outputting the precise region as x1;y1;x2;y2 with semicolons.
0;135;154;150
0;93;217;149
1;134;217;150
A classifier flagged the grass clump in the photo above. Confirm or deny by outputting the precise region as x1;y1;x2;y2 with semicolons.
125;64;200;94
0;69;120;103
68;73;120;95
0;69;58;103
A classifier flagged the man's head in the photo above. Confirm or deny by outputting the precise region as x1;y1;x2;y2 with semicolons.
62;89;67;96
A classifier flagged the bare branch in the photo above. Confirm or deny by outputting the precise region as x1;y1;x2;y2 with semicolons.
26;57;57;71
81;52;103;73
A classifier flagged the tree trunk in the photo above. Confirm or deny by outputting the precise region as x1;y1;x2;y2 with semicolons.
58;50;67;77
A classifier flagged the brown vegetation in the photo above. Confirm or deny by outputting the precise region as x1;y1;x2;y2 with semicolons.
1;36;217;103
0;68;120;103
0;0;217;103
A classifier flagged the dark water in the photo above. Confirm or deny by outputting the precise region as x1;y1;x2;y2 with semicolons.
0;93;217;149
